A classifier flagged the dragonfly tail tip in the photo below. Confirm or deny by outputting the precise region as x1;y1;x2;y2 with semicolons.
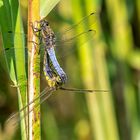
88;29;93;32
90;12;95;15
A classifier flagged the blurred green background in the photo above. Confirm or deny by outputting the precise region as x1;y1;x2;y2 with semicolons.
0;0;140;140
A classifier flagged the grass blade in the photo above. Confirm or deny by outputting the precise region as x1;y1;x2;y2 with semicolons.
0;0;27;139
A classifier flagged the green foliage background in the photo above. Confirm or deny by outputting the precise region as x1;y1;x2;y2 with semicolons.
0;0;140;140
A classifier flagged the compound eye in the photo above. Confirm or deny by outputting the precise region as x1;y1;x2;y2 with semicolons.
45;20;49;26
46;22;49;26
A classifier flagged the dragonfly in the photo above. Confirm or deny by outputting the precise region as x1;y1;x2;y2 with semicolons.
30;18;67;86
3;12;109;124
0;12;97;64
6;49;108;125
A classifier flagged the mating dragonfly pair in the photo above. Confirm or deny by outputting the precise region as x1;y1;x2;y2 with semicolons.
29;12;108;99
2;12;108;123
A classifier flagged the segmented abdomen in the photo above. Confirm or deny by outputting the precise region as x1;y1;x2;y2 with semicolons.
46;47;67;84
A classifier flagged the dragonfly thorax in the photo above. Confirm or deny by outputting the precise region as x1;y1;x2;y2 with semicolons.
43;33;56;47
41;25;56;47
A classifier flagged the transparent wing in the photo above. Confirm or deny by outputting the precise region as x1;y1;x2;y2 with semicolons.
0;45;28;66
2;12;97;48
0;32;95;69
55;29;96;60
1;31;27;47
0;12;97;64
55;12;98;41
6;87;56;125
54;12;97;58
0;30;28;73
6;84;108;126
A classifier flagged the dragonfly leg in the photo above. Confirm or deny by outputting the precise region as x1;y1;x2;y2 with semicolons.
27;40;40;54
29;40;39;45
28;35;42;54
29;21;41;37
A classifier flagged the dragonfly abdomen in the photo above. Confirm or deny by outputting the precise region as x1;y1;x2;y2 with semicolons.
43;51;62;87
47;47;67;84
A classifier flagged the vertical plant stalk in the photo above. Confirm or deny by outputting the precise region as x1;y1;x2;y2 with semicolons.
14;11;28;140
86;1;120;140
105;0;139;139
0;1;27;139
28;0;40;139
86;2;120;140
71;0;119;140
71;1;105;140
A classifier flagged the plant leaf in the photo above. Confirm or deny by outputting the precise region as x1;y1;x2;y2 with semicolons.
40;0;60;18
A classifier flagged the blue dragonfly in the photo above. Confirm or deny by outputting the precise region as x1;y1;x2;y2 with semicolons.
1;12;109;124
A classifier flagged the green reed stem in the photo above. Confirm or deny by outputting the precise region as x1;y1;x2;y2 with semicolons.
0;0;27;139
27;0;60;139
28;0;41;139
105;0;139;139
71;0;119;140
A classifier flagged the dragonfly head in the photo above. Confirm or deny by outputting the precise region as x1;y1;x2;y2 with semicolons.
40;19;49;28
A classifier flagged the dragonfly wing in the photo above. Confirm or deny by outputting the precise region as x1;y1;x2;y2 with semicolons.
0;13;97;66
0;32;44;67
55;29;96;60
55;12;98;41
6;86;56;125
0;46;28;68
53;13;98;59
1;37;95;66
0;31;28;73
1;31;27;47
